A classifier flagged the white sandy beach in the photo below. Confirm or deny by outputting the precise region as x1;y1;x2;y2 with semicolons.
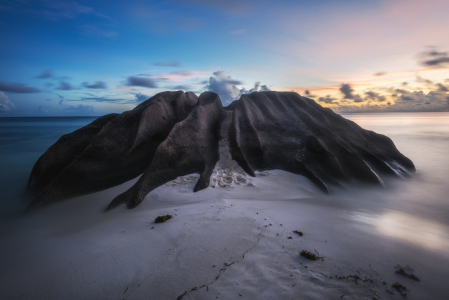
1;167;449;300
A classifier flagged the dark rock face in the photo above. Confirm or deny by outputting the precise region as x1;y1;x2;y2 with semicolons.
228;92;415;193
25;91;415;211
26;91;199;210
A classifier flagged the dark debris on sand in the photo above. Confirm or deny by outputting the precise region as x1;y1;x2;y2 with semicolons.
395;268;420;282
392;282;407;297
300;250;317;260
155;214;172;223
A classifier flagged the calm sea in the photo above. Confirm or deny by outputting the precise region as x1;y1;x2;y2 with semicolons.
0;117;97;218
1;113;449;239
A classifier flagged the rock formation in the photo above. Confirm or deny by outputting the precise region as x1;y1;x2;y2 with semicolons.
25;91;415;211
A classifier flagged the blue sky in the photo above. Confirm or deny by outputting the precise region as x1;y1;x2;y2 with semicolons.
1;0;449;116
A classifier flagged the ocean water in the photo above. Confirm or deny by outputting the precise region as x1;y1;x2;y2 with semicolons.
339;113;449;256
1;113;449;248
0;117;97;219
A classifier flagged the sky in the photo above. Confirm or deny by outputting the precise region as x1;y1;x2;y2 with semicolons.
1;0;449;116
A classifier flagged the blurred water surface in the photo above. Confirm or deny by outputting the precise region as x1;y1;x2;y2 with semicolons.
0;117;97;218
341;112;449;253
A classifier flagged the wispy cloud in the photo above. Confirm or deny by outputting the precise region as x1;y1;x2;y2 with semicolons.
0;82;40;93
126;76;157;88
373;72;387;77
365;91;386;102
0;92;15;112
417;48;449;68
55;81;72;90
134;92;151;103
83;81;107;89
36;69;52;79
171;85;191;91
57;94;64;105
318;95;336;104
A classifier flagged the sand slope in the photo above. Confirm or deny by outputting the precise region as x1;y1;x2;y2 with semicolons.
1;170;448;299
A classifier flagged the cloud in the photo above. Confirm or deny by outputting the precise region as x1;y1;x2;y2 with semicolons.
436;83;448;92
374;72;387;76
365;91;386;102
304;90;317;98
205;71;243;104
126;76;157;88
415;75;433;85
318;95;336;104
248;82;260;93
135;92;151;103
36;69;53;79
0;92;15;112
55;81;72;90
153;60;181;67
172;85;191;91
338;83;365;102
425;91;448;104
0;81;40;93
352;95;364;103
64;104;94;114
415;75;449;92
260;85;271;92
418;48;449;68
240;82;271;94
57;94;64;105
397;90;426;101
339;83;355;99
83;81;107;89
205;72;272;104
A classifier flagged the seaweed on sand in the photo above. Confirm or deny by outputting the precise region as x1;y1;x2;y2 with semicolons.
155;214;172;223
300;250;317;260
392;282;407;297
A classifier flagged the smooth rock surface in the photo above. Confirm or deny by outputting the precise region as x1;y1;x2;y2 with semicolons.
25;91;415;211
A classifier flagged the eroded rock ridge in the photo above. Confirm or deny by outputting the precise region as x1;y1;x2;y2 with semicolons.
26;91;415;211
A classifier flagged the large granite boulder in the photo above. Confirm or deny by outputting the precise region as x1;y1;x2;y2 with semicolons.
25;91;415;211
228;92;414;192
